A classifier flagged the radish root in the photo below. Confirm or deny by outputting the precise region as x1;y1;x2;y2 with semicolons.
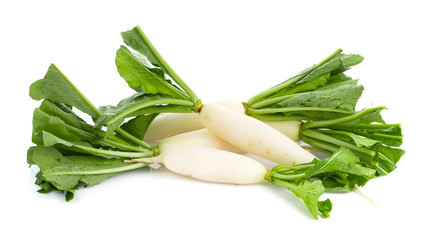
354;185;378;207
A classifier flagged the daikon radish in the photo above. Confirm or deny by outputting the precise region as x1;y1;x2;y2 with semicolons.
143;113;203;140
157;129;242;154
128;145;267;184
199;103;316;166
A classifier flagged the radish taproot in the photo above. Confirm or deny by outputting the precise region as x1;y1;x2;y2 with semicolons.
128;145;266;184
198;103;316;166
157;128;242;154
143;113;203;140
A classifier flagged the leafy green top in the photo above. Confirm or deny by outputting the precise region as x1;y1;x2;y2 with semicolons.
266;147;376;219
246;49;364;121
96;26;201;136
28;64;155;200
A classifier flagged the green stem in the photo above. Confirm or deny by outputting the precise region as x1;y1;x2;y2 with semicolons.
76;145;155;158
249;114;311;121
43;162;150;176
272;164;313;172
100;136;150;152
302;106;385;129
247;74;306;106
331;123;401;130
249;94;295;109
124;105;194;116
301;136;339;154
247;107;351;115
270;172;306;180
302;129;376;156
115;128;153;149
134;26;199;103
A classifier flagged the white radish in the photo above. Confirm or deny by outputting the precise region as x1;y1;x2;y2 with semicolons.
144;99;302;141
199;103;316;166
143;113;203;140
157;129;242;154
128;145;267;184
214;99;303;142
217;98;246;113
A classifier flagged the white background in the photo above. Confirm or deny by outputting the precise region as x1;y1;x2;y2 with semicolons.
1;0;421;239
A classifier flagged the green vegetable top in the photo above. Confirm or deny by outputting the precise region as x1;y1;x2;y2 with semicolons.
96;26;202;137
246;49;364;121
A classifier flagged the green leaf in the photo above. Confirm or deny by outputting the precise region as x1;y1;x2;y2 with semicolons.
271;84;364;120
120;25;199;103
327;72;353;84
34;171;64;194
376;146;406;174
29;64;100;118
303;148;376;190
38;99;85;129
319;176;352;192
119;113;159;140
27;146;36;165
296;53;363;86
318;199;332;218
32;107;88;146
121;26;162;67
270;178;326;220
116;45;188;99
305;148;362;177
31;146;149;198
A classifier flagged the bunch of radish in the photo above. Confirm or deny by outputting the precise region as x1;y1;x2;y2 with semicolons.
28;25;405;219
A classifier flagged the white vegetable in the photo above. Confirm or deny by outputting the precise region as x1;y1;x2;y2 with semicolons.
216;98;245;113
144;99;302;141
128;145;267;184
157;129;242;154
220;100;301;141
143;113;203;140
199;103;316;166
